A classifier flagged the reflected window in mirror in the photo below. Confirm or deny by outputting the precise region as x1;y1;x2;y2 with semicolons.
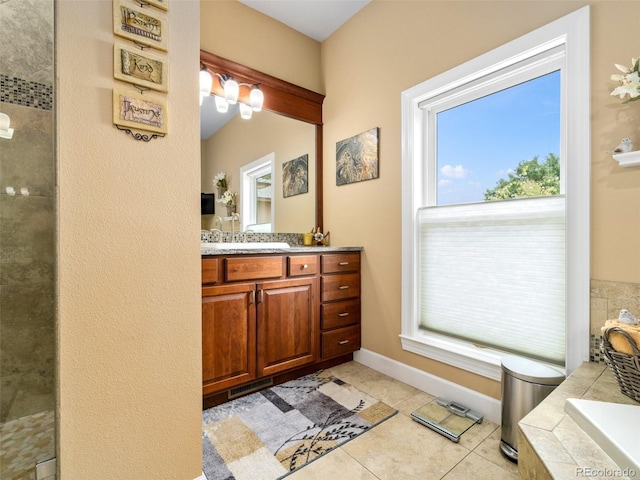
241;153;275;232
200;51;325;234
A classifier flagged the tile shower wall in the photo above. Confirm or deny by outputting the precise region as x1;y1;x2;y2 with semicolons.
0;101;55;423
590;279;640;363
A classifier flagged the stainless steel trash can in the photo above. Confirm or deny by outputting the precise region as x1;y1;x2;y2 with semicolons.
500;355;564;462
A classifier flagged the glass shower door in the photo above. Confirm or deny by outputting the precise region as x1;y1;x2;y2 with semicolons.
0;0;56;478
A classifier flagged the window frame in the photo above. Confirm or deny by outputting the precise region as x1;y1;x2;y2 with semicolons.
400;7;590;380
240;152;275;232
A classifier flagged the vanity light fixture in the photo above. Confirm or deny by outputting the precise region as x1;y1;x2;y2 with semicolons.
250;85;264;111
222;75;239;105
199;68;213;106
214;95;229;113
239;103;253;120
199;64;264;115
0;112;14;139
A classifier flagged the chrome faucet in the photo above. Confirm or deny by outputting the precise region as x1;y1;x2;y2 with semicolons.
241;229;254;243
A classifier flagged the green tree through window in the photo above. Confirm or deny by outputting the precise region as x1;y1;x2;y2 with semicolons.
484;153;560;201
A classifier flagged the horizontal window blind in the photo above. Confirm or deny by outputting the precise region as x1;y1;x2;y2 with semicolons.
418;195;566;365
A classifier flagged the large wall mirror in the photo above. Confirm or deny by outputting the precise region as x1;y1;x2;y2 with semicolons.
200;50;324;234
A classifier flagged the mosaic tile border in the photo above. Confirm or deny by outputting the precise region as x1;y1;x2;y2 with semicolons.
590;334;604;363
201;230;303;245
0;75;53;111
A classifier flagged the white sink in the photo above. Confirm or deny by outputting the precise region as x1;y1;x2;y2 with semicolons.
564;398;640;476
201;242;290;250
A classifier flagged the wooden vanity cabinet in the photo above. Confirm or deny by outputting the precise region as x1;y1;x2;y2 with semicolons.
202;250;360;402
202;282;256;395
257;277;318;377
320;253;361;359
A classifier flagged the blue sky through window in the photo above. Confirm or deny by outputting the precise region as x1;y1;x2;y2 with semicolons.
436;70;561;205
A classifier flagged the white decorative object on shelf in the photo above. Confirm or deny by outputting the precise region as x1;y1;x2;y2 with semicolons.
613;150;640;168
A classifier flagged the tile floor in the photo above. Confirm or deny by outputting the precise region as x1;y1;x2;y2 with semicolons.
285;361;518;480
0;409;55;480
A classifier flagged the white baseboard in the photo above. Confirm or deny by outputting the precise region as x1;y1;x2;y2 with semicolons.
195;474;207;480
354;348;502;424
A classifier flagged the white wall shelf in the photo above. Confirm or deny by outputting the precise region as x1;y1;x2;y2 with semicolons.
613;150;640;168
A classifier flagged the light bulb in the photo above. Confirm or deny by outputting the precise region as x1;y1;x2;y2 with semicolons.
224;78;239;104
239;103;252;119
214;95;229;113
250;86;264;111
199;70;213;96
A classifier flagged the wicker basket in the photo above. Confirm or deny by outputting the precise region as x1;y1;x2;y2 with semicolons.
601;327;640;403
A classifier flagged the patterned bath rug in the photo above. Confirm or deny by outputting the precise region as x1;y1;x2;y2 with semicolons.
202;370;398;480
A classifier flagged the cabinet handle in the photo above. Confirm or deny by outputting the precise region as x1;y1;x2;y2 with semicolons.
338;286;349;290
250;290;256;304
258;289;264;303
339;261;349;266
338;313;349;317
338;340;350;345
302;264;308;269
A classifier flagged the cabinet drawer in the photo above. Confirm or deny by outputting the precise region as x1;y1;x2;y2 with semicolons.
321;253;360;274
202;258;219;285
322;325;361;359
321;299;360;330
225;256;284;282
288;255;318;277
321;273;360;302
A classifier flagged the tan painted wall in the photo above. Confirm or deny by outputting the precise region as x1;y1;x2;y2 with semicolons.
200;0;322;93
201;111;316;232
57;0;202;478
321;1;640;399
589;2;640;283
52;1;639;475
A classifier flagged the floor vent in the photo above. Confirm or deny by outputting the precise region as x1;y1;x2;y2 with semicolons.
228;378;273;399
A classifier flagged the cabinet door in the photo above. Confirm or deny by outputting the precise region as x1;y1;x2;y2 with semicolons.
202;283;256;396
256;277;318;377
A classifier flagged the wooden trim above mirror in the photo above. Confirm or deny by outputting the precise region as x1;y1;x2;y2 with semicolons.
200;50;325;231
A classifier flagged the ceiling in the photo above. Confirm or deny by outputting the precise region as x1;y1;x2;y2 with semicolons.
238;0;370;42
201;0;369;139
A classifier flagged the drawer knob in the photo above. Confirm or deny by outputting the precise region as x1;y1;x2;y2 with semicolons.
338;340;350;345
339;261;349;266
338;312;349;317
338;286;349;290
302;264;308;269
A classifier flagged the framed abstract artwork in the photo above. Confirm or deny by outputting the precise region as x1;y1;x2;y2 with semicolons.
282;154;309;198
336;127;379;186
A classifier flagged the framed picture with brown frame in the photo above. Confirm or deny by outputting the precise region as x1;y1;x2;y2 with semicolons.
113;89;168;134
114;41;169;92
113;0;169;51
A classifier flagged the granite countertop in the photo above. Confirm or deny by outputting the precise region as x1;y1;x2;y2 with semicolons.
519;362;638;480
201;245;363;255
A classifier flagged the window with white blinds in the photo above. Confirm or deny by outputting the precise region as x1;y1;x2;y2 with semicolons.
400;7;590;378
418;196;566;365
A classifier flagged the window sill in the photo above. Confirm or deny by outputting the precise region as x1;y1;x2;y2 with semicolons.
400;331;504;381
